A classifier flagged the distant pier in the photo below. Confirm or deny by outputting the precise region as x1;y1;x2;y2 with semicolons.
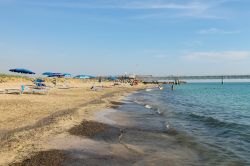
136;75;250;84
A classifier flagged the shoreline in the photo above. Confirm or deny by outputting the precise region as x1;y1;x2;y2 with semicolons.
11;96;140;166
0;83;152;165
10;88;203;166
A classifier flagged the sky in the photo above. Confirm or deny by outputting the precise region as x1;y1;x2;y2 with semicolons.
0;0;250;76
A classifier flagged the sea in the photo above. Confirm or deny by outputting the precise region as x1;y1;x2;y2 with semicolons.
105;82;250;166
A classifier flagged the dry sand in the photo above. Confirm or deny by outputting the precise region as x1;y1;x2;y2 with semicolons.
0;78;151;165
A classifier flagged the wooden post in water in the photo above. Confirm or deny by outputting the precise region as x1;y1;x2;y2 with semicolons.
174;79;179;85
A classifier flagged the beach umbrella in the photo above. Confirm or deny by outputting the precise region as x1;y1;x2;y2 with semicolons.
107;76;117;81
43;72;63;78
34;79;45;83
74;75;95;79
43;72;71;78
63;73;71;78
33;79;46;87
42;72;53;76
9;68;35;74
48;73;65;78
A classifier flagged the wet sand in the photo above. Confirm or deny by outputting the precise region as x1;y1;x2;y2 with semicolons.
109;101;125;109
10;150;67;166
12;120;140;166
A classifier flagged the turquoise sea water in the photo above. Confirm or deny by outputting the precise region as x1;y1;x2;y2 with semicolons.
112;83;250;165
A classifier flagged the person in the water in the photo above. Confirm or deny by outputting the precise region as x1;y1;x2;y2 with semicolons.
171;84;174;91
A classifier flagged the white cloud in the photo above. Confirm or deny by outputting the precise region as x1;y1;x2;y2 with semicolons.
12;0;231;20
0;0;238;20
198;28;240;34
118;2;208;10
123;1;229;20
184;51;250;61
24;1;208;11
176;12;228;19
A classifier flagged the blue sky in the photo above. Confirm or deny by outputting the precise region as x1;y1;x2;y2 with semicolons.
0;0;250;76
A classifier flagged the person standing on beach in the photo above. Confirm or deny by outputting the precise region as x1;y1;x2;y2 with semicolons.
21;85;25;94
52;78;57;87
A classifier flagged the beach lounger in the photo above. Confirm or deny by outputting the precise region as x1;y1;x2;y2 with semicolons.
23;85;50;95
31;85;50;94
22;86;35;94
5;89;21;95
32;88;49;95
57;84;70;89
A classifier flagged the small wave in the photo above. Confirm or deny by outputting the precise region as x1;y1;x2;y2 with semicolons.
145;105;161;112
157;108;163;115
133;97;148;105
189;113;249;130
165;122;170;129
134;100;144;105
145;105;152;109
143;104;164;116
164;122;178;135
146;89;153;92
134;99;164;116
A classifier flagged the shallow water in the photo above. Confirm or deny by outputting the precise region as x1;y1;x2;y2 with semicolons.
109;83;250;166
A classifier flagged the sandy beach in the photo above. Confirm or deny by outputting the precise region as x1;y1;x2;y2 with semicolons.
0;78;151;165
6;86;204;166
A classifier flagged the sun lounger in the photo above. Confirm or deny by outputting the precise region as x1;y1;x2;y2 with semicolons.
57;84;70;89
5;89;21;94
3;85;49;95
23;85;50;95
22;86;34;94
0;90;5;94
32;88;49;95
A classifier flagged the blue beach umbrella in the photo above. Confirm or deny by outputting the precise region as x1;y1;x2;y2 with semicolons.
107;76;117;81
48;73;65;78
74;75;95;79
43;72;71;78
34;79;45;83
42;72;53;76
63;73;72;77
9;68;35;74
